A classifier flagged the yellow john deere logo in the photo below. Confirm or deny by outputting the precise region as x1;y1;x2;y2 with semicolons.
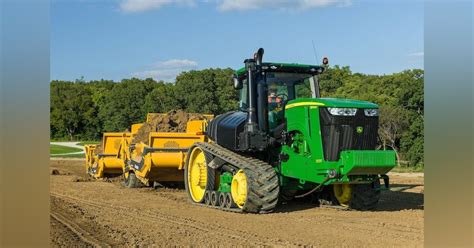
356;126;364;134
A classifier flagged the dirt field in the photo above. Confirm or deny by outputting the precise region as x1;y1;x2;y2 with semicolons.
50;159;424;247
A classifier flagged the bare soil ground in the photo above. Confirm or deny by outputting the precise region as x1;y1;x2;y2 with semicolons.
50;159;424;247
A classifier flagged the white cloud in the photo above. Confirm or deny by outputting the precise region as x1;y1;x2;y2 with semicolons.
119;0;349;12
217;0;350;11
120;0;195;13
156;59;198;69
133;59;198;81
408;52;424;57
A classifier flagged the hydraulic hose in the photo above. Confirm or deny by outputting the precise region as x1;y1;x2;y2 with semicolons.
294;169;337;198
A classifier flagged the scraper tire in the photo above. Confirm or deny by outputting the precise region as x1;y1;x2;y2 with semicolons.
124;173;142;188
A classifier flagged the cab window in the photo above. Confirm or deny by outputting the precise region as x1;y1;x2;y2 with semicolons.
239;79;248;111
267;83;288;130
295;78;312;98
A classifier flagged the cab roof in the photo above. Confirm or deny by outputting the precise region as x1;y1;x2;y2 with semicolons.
235;62;325;79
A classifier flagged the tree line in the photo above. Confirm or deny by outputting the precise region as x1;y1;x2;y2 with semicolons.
50;66;423;167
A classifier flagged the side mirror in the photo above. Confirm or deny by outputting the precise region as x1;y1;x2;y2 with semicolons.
233;77;243;90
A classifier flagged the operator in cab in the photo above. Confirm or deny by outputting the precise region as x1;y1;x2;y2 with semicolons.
267;84;286;130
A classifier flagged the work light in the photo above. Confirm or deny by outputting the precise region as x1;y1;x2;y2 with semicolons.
364;109;379;117
327;107;357;116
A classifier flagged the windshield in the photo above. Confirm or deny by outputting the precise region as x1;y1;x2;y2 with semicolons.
265;72;318;100
239;72;319;112
295;77;313;98
266;73;318;129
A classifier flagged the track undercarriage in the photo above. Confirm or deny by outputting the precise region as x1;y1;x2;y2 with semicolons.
185;142;280;213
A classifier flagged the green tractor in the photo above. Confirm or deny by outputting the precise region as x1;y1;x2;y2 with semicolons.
184;48;396;213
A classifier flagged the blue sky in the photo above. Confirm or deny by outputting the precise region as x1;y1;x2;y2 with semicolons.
51;0;424;82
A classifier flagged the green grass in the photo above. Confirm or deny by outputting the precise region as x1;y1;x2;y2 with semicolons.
51;153;85;158
77;141;100;146
50;144;82;154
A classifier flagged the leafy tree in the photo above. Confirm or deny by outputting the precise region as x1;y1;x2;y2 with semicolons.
401;115;424;166
211;68;239;113
378;105;410;160
175;69;232;114
98;78;157;132
144;82;180;113
319;65;352;95
50;81;98;140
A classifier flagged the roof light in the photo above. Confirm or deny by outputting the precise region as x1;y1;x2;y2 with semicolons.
322;57;329;65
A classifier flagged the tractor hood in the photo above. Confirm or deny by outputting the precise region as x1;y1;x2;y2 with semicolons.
286;98;378;110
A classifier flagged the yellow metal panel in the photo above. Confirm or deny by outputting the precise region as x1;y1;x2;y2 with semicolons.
131;123;143;134
102;132;131;154
150;152;185;168
103;133;125;154
126;115;211;184
134;155;152;180
186;120;206;133
149;132;205;148
102;157;124;169
84;145;96;173
94;157;124;178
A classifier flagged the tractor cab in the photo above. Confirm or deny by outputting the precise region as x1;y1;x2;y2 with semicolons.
204;48;331;152
233;48;327;137
237;71;323;130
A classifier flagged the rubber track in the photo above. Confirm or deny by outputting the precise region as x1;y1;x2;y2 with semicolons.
192;142;279;213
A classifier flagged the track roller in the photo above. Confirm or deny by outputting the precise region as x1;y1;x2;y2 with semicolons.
204;191;211;205
218;192;226;208
224;192;236;209
210;191;220;206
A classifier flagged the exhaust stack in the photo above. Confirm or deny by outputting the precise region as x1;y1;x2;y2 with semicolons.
245;48;264;132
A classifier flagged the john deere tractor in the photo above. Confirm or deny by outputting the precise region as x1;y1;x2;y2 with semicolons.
184;48;396;213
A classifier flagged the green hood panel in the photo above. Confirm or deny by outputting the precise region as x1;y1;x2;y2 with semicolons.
286;98;378;109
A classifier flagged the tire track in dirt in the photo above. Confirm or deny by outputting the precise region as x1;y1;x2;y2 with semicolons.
50;160;424;247
50;216;92;247
157;189;422;239
313;210;423;233
51;192;309;247
50;195;127;247
50;211;110;247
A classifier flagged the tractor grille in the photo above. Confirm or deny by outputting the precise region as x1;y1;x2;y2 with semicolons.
319;107;378;161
